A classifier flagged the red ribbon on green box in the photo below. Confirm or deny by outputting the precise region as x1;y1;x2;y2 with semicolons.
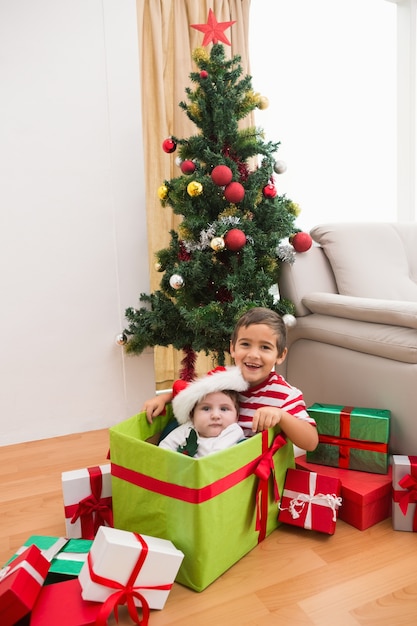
112;431;287;543
109;409;294;592
318;406;388;469
307;404;390;474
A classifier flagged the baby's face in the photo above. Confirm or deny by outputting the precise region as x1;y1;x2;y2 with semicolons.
192;391;238;438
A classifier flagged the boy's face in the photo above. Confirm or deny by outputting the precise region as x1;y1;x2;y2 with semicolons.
192;391;238;438
230;323;287;388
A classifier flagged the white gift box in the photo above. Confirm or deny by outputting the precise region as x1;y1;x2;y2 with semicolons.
62;464;113;539
392;455;417;532
78;527;184;610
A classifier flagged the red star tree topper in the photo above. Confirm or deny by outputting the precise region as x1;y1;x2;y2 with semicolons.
191;8;236;46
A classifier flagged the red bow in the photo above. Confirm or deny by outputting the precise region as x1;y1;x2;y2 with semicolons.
397;472;417;531
89;534;173;626
70;467;113;539
254;432;287;541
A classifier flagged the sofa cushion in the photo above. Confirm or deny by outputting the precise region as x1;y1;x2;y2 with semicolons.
286;314;417;364
310;222;417;300
302;292;417;330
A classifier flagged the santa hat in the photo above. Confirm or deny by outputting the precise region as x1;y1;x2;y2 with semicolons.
172;366;248;425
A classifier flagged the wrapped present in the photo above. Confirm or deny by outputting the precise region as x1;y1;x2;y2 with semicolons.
306;404;390;474
0;545;50;626
62;463;113;539
278;468;342;534
79;527;184;624
7;536;93;582
30;579;102;626
296;455;392;530
392;455;417;532
109;407;295;592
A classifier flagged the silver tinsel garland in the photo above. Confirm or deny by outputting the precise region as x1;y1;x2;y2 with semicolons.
183;216;242;252
277;243;296;265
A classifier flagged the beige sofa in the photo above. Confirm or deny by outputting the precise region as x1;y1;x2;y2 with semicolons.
278;222;417;455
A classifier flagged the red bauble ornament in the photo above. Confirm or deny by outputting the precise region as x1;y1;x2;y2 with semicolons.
224;228;247;251
224;181;245;203
162;138;176;153
290;232;313;253
211;165;233;186
180;160;196;174
200;70;208;79
263;183;277;198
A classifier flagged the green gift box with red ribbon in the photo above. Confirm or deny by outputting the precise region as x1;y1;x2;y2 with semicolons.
109;406;295;592
306;404;390;474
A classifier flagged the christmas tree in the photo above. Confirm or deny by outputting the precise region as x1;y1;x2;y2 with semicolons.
123;11;310;380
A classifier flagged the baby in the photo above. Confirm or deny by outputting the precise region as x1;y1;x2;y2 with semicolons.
159;367;248;458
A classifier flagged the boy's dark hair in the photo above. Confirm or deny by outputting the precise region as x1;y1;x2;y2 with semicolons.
191;389;240;419
230;307;287;356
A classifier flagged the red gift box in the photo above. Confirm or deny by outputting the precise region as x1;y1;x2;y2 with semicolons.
0;545;50;626
278;468;342;534
30;578;102;626
296;455;392;530
392;455;417;532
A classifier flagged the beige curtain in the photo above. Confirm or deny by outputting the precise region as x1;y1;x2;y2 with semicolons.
136;0;252;389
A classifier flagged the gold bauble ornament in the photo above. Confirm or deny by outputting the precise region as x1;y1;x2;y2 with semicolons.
257;95;269;110
187;181;203;197
154;262;163;272
193;47;210;63
210;236;225;252
158;185;168;200
188;103;201;119
288;201;301;217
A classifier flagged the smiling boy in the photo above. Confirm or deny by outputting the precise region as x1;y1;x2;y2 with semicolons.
143;307;318;452
229;307;318;451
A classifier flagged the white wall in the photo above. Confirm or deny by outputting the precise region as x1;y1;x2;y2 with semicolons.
250;0;398;232
0;0;155;445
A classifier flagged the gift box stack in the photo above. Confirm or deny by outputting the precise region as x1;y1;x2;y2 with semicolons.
0;528;184;626
1;404;297;622
294;403;393;531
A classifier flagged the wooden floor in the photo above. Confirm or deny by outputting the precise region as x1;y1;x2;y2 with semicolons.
1;429;417;626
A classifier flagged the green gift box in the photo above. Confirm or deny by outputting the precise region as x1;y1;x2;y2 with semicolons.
306;404;390;474
7;536;93;584
109;407;295;592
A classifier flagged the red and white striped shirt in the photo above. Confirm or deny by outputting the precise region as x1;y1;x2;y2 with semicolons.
238;370;316;436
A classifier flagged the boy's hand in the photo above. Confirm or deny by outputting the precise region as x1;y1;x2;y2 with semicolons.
252;407;283;432
142;391;172;424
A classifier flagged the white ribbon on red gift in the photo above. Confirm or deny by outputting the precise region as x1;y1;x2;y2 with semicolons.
0;557;45;585
87;533;173;626
280;472;342;529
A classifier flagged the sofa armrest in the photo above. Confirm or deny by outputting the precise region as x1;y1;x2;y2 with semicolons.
279;246;338;316
302;292;417;329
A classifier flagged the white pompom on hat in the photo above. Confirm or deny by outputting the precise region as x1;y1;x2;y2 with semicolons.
172;366;249;425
